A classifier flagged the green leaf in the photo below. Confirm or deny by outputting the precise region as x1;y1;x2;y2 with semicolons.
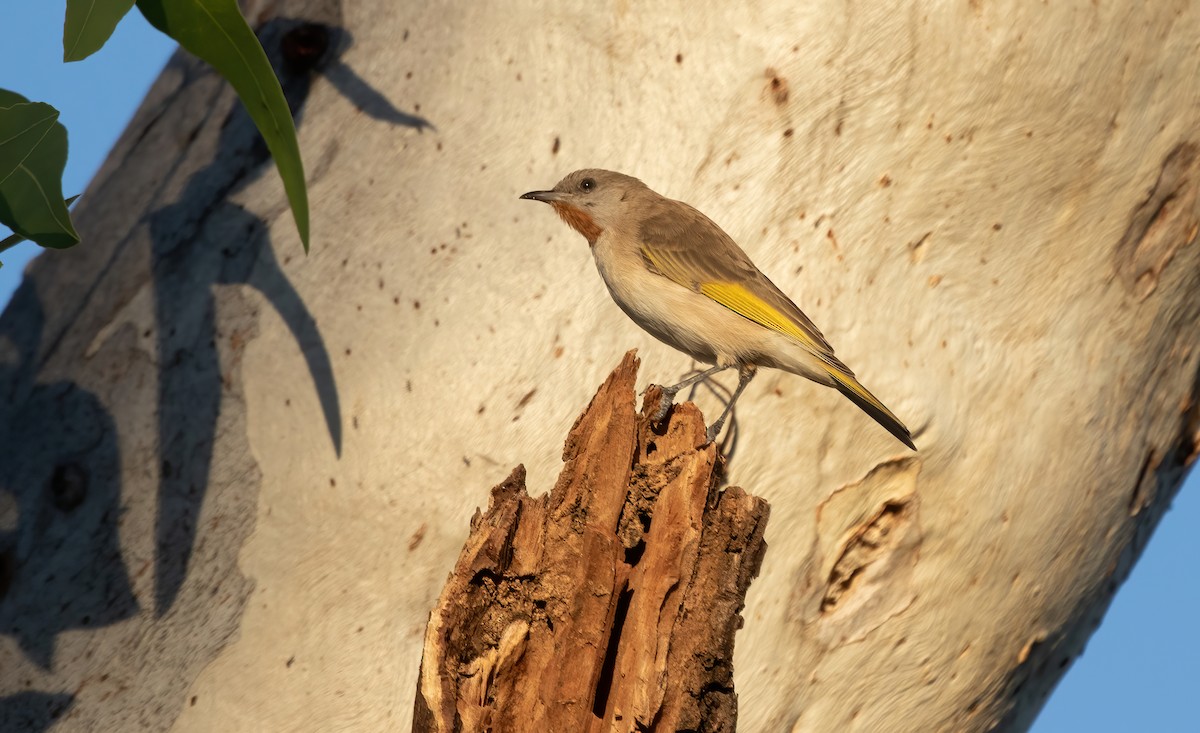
0;93;80;250
0;195;81;256
0;89;30;111
0;101;57;186
136;0;310;251
63;0;137;62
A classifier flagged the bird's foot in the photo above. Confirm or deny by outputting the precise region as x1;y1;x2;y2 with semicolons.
706;415;730;445
651;388;675;423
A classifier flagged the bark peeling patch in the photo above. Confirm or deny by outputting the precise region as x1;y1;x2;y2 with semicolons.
1016;632;1046;666
1003;627;1072;720
1114;142;1200;300
820;499;913;614
811;457;922;645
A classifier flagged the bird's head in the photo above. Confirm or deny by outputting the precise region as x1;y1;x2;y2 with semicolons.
520;169;647;244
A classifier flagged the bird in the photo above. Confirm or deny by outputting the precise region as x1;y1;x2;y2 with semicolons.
520;168;915;450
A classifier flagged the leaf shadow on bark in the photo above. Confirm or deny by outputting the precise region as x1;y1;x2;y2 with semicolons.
0;280;137;723
150;13;438;616
0;3;440;726
148;15;352;616
0;692;75;733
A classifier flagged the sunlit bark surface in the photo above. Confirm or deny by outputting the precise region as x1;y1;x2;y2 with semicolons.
0;1;1197;731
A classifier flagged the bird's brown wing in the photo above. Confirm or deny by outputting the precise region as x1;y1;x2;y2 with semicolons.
638;198;915;450
636;199;848;371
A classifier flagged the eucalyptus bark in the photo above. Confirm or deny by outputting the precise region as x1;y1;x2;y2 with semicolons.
1;1;1199;732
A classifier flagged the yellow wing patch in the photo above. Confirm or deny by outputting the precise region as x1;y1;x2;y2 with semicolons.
702;281;905;433
697;281;822;352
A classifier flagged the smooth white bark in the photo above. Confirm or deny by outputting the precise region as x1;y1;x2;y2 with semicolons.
1;1;1198;731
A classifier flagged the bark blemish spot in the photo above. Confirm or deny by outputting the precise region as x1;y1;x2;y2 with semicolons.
408;523;427;552
517;389;537;409
765;68;789;105
1128;448;1160;516
48;462;88;512
908;231;932;264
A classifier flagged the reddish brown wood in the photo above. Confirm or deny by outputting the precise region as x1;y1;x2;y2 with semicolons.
413;351;770;732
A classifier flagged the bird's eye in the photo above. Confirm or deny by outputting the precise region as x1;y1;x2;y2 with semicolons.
580;178;595;192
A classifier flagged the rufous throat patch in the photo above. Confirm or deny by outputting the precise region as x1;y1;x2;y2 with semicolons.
551;202;603;245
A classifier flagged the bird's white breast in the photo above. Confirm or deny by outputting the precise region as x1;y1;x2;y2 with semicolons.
588;234;815;374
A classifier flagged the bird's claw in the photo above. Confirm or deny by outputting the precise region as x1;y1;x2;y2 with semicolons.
651;390;674;423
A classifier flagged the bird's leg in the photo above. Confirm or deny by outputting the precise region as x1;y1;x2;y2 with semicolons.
652;364;730;422
706;365;757;444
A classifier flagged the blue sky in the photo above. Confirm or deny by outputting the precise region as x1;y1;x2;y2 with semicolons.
1;4;1196;730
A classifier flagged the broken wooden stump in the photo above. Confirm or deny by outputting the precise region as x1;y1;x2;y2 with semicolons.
413;351;770;733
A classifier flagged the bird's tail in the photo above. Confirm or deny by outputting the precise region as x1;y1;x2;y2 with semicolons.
826;367;916;450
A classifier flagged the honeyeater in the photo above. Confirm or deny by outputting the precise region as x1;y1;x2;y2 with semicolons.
520;168;915;450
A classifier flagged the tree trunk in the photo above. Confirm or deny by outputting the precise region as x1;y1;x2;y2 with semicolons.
1;1;1198;732
413;352;769;733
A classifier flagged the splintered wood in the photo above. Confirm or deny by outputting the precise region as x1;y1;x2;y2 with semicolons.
412;351;770;733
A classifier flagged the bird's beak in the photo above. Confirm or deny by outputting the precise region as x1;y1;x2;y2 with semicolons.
519;190;564;203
